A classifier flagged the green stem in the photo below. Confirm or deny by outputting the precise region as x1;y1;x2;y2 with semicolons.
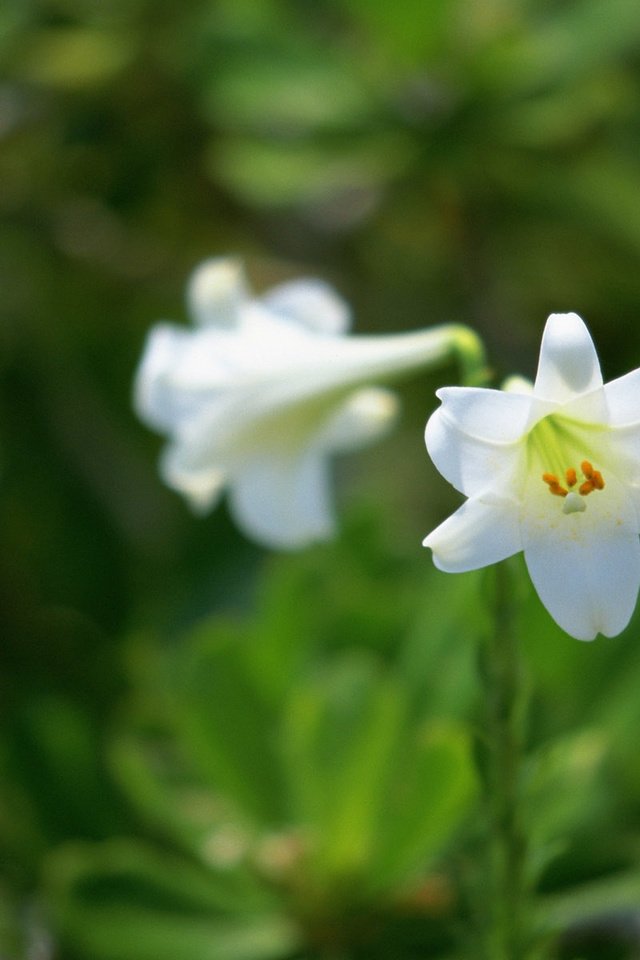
477;561;529;960
448;324;491;387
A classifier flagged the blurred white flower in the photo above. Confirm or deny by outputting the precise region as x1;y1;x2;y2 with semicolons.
423;312;640;640
135;257;481;549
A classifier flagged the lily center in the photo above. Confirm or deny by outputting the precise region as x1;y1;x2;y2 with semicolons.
542;460;605;514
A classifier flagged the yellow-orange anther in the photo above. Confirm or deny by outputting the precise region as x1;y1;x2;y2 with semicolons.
542;472;568;496
543;461;605;504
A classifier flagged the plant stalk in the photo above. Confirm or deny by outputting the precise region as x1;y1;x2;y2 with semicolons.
477;561;529;960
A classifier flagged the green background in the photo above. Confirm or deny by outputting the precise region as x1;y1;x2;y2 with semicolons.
3;1;640;957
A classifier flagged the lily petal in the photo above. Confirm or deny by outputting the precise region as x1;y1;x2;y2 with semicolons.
522;472;640;639
426;405;524;498
187;257;248;328
604;367;640;426
423;497;522;572
134;324;200;432
602;425;640;504
137;257;486;549
229;451;335;549
555;384;608;425
161;441;227;513
433;386;534;442
262;278;351;335
316;387;399;453
424;310;640;639
134;323;255;435
534;313;603;403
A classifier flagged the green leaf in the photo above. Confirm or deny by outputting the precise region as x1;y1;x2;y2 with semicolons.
8;695;122;841
315;666;406;879
205;55;372;133
369;723;476;893
398;569;484;721
16;28;134;89
476;0;640;93
281;653;402;880
46;839;299;960
174;623;286;827
522;730;609;883
282;656;475;892
209;133;415;208
108;731;256;879
535;869;640;937
340;0;455;66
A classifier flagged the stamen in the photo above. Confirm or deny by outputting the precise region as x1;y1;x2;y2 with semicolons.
542;473;568;497
542;461;605;507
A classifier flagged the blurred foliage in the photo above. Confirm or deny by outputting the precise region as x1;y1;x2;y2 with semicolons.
43;542;479;958
4;0;640;957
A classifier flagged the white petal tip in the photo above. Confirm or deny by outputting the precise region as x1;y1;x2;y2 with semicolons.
262;278;351;335
188;257;248;327
160;448;227;514
535;311;602;400
546;311;584;325
501;375;533;395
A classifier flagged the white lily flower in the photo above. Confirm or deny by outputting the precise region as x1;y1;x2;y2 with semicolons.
423;312;640;640
135;257;479;550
